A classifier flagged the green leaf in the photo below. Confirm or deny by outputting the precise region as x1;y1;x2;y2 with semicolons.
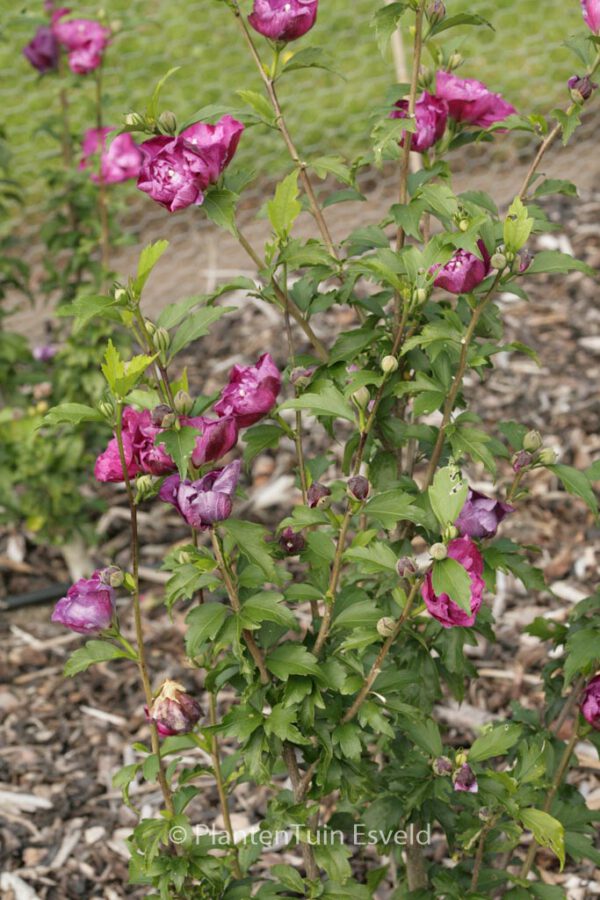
146;68;181;122
169;306;234;357
533;179;578;199
310;155;353;185
101;341;156;399
157;278;255;330
159;426;198;478
202;187;239;235
270;865;305;894
564;627;600;684
64;640;131;677
282;46;336;74
266;644;320;680
185;603;229;657
344;542;399;574
264;704;309;744
469;723;522;762
364;491;424;531
333;600;382;631
526;250;594;277
428;466;468;527
66;293;126;332
237;89;275;125
428;13;493;36
333;723;362;760
504;197;534;253
520;809;565;869
224;520;276;579
240;592;297;630
432;558;472;615
134;240;170;295
242;424;284;465
267;171;302;240
42;403;103;427
372;3;410;56
548;464;598;516
400;717;443;756
280;385;355;422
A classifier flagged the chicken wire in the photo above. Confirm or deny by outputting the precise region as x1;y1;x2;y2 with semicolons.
0;0;588;317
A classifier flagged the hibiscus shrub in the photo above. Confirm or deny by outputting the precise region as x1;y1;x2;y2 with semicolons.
45;0;600;897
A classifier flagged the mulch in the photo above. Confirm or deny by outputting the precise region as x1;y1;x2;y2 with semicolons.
1;183;600;898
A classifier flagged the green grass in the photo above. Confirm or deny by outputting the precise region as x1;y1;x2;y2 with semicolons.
0;0;584;207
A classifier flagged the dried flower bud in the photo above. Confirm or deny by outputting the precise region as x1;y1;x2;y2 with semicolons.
568;74;598;103
512;450;533;473
377;617;396;638
538;448;558;466
523;429;542;452
279;527;306;555
517;249;533;273
100;566;124;588
151;404;174;427
490;251;507;270
430;542;448;561
146;680;202;737
381;355;399;374
347;476;370;502
157;110;178;135
432;756;453;776
352;386;370;409
173;390;194;416
307;482;332;508
396;556;417;578
453;763;478;793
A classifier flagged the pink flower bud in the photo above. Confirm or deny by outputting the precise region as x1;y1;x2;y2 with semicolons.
581;0;600;33
433;756;453;776
248;0;318;43
396;557;417;578
182;415;239;468
512;450;533;473
431;240;491;295
347;476;370;502
580;675;600;729
146;680;202;736
453;763;478;793
307;482;331;508
568;74;598;103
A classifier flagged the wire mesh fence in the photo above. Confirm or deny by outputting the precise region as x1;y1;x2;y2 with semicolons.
0;0;591;316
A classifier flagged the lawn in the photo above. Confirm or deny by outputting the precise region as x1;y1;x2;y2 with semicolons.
1;0;583;208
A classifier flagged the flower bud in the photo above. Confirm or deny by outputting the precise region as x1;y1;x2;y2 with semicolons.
98;398;115;421
157;110;178;135
448;52;463;70
427;0;446;25
523;429;542;452
458;218;469;232
290;366;317;388
377;616;397;638
517;249;533;273
396;556;417;578
279;527;306;555
123;111;146;129
352;386;370;409
152;326;170;358
538;448;558;466
307;482;332;509
490;252;507;270
512;450;533;473
173;390;194;416
414;287;428;305
381;355;399;375
114;287;128;302
453;763;478;794
151;404;174;427
100;566;124;588
430;542;448;561
443;524;459;542
568;74;598;104
479;807;494;822
347;476;370;502
432;756;453;776
144;319;157;335
136;474;155;502
146;680;202;737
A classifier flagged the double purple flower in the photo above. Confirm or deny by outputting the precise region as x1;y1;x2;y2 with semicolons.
23;26;59;74
581;675;600;729
431;240;491;295
137;115;244;213
248;0;318;42
455;490;514;540
436;71;516;128
214;353;281;427
390;91;448;154
51;570;115;634
422;537;485;629
52;13;110;75
160;460;241;529
80;128;143;185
